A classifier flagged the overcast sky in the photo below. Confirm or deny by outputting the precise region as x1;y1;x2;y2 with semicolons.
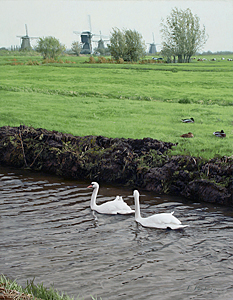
1;0;233;52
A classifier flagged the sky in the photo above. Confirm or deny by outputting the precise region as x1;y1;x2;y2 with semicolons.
0;0;233;53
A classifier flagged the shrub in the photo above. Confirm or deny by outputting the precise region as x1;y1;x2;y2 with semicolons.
26;60;40;65
117;58;124;64
35;36;66;59
97;56;108;63
178;98;192;104
88;56;96;63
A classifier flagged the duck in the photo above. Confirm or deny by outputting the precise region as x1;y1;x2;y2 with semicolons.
182;118;194;123
133;190;189;230
180;132;194;138
213;130;226;137
87;182;135;214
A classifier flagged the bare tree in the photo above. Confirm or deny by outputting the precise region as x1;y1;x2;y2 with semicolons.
160;8;208;63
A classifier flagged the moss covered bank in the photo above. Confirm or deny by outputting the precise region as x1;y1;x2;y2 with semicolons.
0;125;232;206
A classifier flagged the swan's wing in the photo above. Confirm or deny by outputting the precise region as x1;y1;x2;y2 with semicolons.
94;199;132;214
114;200;134;213
139;212;189;228
111;196;134;213
95;201;118;214
117;208;135;214
94;196;134;214
151;213;182;225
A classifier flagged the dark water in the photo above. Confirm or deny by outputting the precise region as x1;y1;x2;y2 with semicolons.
1;166;233;300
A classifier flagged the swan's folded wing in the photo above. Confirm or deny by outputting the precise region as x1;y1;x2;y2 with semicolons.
95;198;134;214
153;213;182;225
112;197;134;213
95;201;118;214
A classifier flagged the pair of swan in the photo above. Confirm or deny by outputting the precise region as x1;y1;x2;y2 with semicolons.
88;182;188;230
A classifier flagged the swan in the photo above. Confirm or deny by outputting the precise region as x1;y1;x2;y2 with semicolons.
133;190;189;230
87;182;135;214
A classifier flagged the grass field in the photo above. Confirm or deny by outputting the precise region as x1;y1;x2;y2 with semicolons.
0;54;232;159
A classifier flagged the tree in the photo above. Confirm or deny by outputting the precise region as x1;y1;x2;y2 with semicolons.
160;8;208;63
71;41;82;56
108;28;146;62
108;28;126;60
35;36;66;59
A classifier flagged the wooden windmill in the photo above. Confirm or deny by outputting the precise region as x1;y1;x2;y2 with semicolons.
147;33;160;54
74;16;109;54
17;24;39;50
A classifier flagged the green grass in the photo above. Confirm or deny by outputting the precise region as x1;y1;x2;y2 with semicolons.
0;275;99;300
0;54;232;159
1;56;232;105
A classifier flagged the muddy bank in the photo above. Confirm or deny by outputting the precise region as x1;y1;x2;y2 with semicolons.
0;125;232;206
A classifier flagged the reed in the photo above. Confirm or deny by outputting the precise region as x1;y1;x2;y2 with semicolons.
0;275;100;300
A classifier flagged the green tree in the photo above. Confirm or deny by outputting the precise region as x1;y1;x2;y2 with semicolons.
108;28;126;60
35;36;66;59
71;41;82;56
160;8;208;63
108;28;146;62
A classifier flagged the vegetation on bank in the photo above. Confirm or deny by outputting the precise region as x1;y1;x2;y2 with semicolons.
0;275;99;300
0;54;232;159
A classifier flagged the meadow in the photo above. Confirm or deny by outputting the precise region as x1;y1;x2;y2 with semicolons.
0;54;232;159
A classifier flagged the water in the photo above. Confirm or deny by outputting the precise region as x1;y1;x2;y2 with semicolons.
0;166;233;300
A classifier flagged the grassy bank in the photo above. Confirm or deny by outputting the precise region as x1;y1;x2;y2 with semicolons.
0;54;232;159
0;275;99;300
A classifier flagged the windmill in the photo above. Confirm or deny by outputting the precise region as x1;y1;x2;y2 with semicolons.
17;24;39;50
93;31;109;52
147;33;160;54
74;15;93;54
74;31;93;54
73;16;109;54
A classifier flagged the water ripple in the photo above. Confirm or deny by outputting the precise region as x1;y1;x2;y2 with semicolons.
1;166;233;300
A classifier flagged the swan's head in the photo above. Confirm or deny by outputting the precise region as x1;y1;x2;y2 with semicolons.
87;182;99;189
133;190;139;198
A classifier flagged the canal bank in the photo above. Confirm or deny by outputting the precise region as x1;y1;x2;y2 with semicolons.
0;125;232;206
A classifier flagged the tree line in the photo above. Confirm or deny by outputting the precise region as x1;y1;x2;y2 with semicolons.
35;7;208;63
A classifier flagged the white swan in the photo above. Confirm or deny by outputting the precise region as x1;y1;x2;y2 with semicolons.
133;190;189;230
87;182;135;215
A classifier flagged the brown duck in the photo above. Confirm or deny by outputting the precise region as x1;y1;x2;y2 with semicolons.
180;132;194;138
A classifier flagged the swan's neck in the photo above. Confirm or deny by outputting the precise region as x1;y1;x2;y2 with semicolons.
134;193;141;221
90;186;99;210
